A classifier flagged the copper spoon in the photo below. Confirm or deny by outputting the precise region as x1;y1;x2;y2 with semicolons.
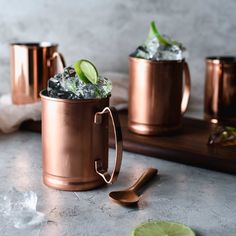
109;168;158;205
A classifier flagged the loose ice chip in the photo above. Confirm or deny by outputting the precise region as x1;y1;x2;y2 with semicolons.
208;126;236;146
0;188;46;236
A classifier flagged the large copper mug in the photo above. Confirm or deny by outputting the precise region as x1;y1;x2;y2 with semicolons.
128;57;191;135
204;56;236;124
10;42;65;104
40;90;123;191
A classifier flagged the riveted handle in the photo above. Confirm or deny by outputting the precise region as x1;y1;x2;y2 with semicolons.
47;51;66;72
181;62;191;114
94;107;123;184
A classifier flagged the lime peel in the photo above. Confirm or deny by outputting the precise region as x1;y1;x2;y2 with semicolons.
150;21;172;47
74;59;98;84
148;21;183;49
131;220;196;236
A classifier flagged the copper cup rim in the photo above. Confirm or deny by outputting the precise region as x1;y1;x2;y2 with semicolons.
206;56;236;64
10;42;58;49
40;89;110;104
129;55;185;64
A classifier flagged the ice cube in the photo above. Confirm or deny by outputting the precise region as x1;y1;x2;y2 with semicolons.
208;126;236;146
73;77;112;99
77;82;97;99
145;36;160;59
47;67;112;100
132;34;186;61
97;77;112;98
62;66;76;78
153;44;183;60
3;188;37;214
132;46;150;60
47;76;79;99
0;188;46;236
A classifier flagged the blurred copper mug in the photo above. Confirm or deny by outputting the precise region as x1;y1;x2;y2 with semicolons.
10;42;65;104
204;57;236;124
40;90;123;191
128;57;191;135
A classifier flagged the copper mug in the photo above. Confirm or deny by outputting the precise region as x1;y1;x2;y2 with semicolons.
10;42;65;104
128;57;191;135
204;57;236;124
40;90;123;191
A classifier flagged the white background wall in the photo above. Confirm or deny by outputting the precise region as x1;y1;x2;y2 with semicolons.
0;0;236;116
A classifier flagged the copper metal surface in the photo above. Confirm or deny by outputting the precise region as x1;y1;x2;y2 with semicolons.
204;57;236;124
128;57;191;135
40;90;123;191
10;42;65;104
109;168;158;205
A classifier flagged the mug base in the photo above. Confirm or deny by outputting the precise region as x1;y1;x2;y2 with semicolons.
43;173;105;191
128;120;181;136
204;113;236;126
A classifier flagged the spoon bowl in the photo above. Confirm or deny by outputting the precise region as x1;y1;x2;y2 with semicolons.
109;168;158;206
109;190;139;205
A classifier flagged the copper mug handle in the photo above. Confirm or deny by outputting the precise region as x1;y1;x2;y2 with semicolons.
181;62;191;114
47;51;66;71
94;107;123;184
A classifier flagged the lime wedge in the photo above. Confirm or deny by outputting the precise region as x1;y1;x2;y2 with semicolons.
131;220;195;236
74;59;98;84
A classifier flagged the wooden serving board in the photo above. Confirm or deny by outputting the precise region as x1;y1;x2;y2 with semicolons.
21;110;236;174
108;111;236;174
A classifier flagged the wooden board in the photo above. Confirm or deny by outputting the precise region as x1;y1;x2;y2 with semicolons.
109;111;236;174
21;111;236;174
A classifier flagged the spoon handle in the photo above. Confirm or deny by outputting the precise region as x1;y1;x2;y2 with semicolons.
130;168;158;192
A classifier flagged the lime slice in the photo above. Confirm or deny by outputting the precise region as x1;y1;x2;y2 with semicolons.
74;59;98;84
131;220;195;236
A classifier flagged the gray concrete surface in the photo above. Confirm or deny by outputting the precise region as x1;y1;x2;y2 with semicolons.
0;131;235;235
0;0;236;115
